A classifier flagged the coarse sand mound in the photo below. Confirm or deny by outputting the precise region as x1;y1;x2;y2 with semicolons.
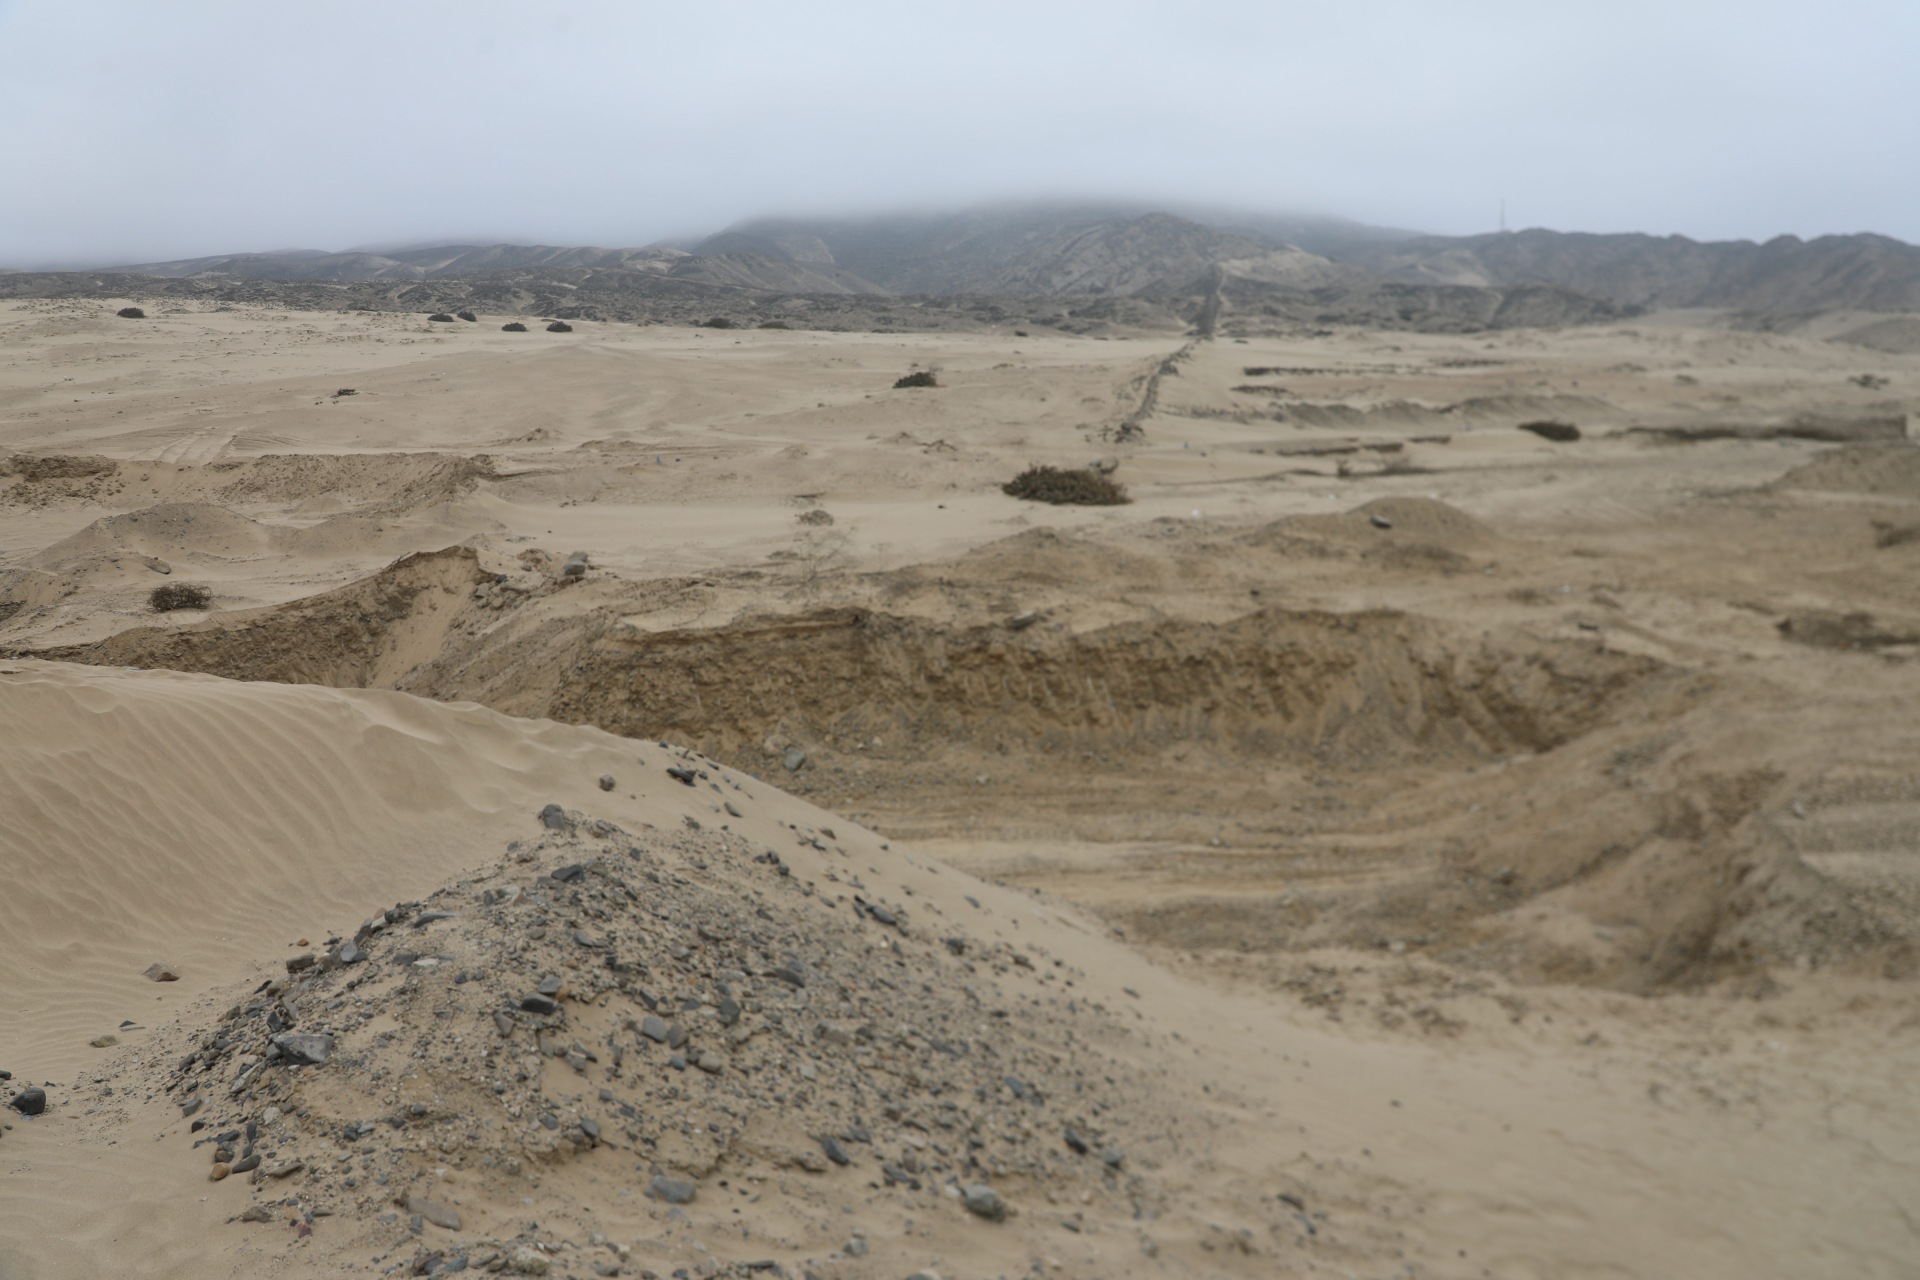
1774;443;1920;498
28;502;277;571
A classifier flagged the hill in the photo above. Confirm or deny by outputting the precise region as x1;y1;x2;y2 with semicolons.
1336;228;1920;311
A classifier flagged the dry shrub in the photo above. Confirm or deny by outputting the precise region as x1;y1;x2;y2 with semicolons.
150;583;212;612
1002;465;1130;505
546;321;573;333
427;313;456;322
1519;420;1581;442
893;370;938;389
116;306;145;319
456;310;478;322
701;317;737;329
501;322;528;332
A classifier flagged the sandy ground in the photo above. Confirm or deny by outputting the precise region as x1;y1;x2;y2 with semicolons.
3;296;1920;1279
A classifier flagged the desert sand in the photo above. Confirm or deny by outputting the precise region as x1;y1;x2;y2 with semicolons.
3;297;1919;1279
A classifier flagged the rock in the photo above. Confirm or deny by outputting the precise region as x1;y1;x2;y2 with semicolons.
408;1193;462;1230
265;1159;304;1178
962;1183;1008;1222
562;552;590;578
1102;1147;1125;1168
536;974;564;996
723;801;743;818
336;940;366;965
648;1174;696;1204
520;994;559;1016
782;747;806;772
666;766;697;786
143;963;179;982
143;556;172;575
230;1154;260;1174
538;804;569;831
270;1033;334;1066
8;1088;46;1116
238;1205;272;1223
599;774;616;791
181;1096;202;1117
821;1136;851;1166
905;1272;942;1280
1063;1127;1090;1154
696;1050;725;1074
90;1035;118;1048
1369;514;1393;529
638;1014;669;1043
510;1247;551;1275
208;1163;229;1181
285;952;317;973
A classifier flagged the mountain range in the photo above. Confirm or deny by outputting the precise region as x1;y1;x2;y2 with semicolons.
12;203;1920;327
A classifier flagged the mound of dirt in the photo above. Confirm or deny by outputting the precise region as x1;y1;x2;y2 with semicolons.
127;806;1170;1275
29;502;276;571
2;453;116;482
1774;443;1920;497
207;453;497;512
33;546;492;687
1832;315;1920;354
1246;497;1497;569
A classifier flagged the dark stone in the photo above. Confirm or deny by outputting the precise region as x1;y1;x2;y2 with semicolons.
520;994;559;1016
1064;1127;1090;1155
413;911;459;927
538;804;569;830
768;965;807;988
963;1183;1008;1221
336;941;366;964
9;1087;46;1116
270;1034;333;1066
551;863;585;883
537;975;564;996
598;774;616;791
821;1136;850;1166
230;1153;261;1174
666;766;698;786
639;1015;669;1043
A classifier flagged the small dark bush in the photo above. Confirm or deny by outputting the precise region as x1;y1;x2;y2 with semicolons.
117;307;145;319
1014;329;1029;337
427;313;456;322
1002;465;1130;505
502;322;528;332
149;583;212;612
700;317;737;329
758;320;791;330
1518;420;1580;443
546;321;573;333
456;310;478;322
893;370;939;389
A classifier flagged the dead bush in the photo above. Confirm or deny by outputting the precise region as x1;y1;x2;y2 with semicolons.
456;310;478;322
1002;465;1130;505
502;322;528;332
893;370;938;389
149;583;212;612
116;306;145;319
1519;420;1581;443
427;313;456;323
546;321;573;333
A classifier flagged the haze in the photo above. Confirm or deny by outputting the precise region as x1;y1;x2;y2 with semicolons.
1;0;1915;267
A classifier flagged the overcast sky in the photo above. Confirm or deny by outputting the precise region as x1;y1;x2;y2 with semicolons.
1;0;1914;266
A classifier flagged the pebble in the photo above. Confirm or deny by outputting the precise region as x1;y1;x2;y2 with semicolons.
142;963;180;982
963;1183;1008;1222
407;1193;462;1230
265;1159;304;1178
208;1163;229;1181
336;940;367;964
598;774;616;791
8;1088;47;1116
648;1174;696;1204
538;804;569;831
520;994;559;1016
90;1035;118;1048
510;1247;551;1275
782;747;807;772
285;952;317;973
238;1205;272;1223
821;1135;851;1166
639;1014;669;1043
230;1154;261;1174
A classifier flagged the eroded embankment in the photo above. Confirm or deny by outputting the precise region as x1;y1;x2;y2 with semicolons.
26;542;1915;992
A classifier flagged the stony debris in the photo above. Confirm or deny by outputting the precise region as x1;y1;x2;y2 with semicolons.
124;795;1162;1276
8;1086;46;1116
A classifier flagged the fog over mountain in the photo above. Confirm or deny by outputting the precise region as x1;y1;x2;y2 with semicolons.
1;1;1916;268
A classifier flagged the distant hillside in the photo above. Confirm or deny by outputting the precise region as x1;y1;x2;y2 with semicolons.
1337;229;1920;312
691;205;1364;296
117;243;689;282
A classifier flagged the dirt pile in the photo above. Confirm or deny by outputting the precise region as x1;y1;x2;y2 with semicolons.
101;796;1211;1277
1774;442;1920;496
